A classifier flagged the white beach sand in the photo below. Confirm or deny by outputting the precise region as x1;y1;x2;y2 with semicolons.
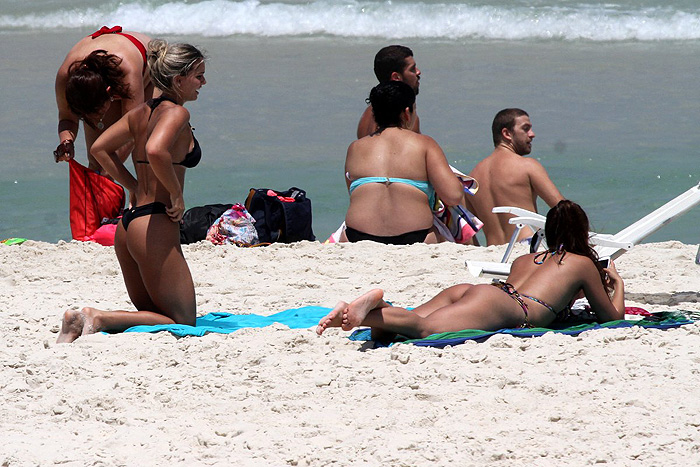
1;240;699;466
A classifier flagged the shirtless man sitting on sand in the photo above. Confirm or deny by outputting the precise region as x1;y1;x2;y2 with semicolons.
466;108;564;245
357;45;421;138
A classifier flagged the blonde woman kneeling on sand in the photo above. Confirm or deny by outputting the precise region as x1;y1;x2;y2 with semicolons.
57;40;207;343
317;200;625;341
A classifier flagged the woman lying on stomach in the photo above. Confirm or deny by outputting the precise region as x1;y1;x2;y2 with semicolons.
318;200;625;340
343;80;465;245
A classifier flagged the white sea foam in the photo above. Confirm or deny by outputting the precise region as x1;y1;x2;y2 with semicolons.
1;0;700;41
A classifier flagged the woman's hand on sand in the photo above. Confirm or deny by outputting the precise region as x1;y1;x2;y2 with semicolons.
167;193;185;223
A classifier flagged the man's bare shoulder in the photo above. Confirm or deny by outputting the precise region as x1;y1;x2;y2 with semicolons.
519;156;558;186
357;106;375;139
519;155;547;170
488;152;546;175
469;150;500;172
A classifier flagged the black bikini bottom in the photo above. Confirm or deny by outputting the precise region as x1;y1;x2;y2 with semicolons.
345;226;430;245
121;202;168;231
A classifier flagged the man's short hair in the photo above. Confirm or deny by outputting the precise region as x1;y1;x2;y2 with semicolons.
374;45;414;83
492;108;529;147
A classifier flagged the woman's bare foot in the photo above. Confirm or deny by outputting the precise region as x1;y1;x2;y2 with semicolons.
316;301;349;336
342;289;385;331
56;307;100;343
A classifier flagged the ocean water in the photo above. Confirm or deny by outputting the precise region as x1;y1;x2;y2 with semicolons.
1;0;699;244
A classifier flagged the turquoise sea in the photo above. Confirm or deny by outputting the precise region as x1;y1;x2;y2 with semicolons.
1;0;699;244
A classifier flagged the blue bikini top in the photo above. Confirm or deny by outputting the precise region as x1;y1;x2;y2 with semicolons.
135;96;201;169
348;176;436;207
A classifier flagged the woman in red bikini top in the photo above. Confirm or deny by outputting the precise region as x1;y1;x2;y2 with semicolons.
54;26;155;174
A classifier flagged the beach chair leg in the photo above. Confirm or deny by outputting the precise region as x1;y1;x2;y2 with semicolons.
695;244;700;265
501;224;523;263
530;229;545;253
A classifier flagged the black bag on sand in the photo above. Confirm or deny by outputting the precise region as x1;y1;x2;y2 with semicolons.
244;187;316;243
179;203;232;244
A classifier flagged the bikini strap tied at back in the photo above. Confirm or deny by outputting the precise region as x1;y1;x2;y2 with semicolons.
534;244;566;265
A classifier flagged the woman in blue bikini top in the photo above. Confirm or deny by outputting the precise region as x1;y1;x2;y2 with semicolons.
57;39;207;344
343;81;465;245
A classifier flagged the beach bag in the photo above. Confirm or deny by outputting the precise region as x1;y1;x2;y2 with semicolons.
69;159;125;242
205;204;259;246
179;203;232;244
244;187;316;243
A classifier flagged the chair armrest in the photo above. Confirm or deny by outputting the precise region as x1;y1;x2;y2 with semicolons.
589;234;634;250
507;216;546;230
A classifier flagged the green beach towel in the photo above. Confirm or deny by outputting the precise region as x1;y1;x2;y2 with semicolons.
348;311;695;347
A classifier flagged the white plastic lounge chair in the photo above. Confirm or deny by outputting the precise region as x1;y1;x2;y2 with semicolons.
593;182;700;260
466;226;634;279
492;208;633;263
467;182;700;278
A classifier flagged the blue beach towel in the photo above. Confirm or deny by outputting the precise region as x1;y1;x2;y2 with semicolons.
124;306;330;337
123;306;694;347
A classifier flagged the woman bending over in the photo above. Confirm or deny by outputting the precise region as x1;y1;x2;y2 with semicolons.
55;26;155;172
318;200;625;339
57;40;207;343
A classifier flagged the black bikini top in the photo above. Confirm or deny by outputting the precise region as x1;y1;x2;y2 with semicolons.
135;96;202;169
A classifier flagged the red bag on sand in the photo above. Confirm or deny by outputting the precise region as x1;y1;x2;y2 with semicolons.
87;223;119;247
69;159;125;245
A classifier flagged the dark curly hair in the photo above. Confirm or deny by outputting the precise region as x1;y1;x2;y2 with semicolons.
368;81;415;131
544;200;610;292
65;50;132;119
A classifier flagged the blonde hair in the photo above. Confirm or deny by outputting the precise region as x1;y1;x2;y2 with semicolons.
147;39;206;96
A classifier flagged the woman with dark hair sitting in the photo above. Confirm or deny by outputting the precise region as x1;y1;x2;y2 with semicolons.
54;26;154;172
318;200;625;339
342;81;465;245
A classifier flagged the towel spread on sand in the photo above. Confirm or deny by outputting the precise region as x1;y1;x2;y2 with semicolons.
124;306;330;337
123;306;694;346
348;311;695;348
